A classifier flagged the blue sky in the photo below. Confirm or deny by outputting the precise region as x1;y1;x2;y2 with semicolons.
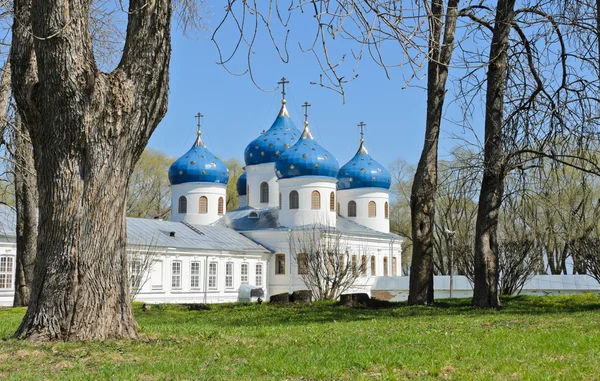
148;4;482;170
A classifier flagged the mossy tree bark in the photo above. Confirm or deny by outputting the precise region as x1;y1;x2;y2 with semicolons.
409;0;459;305
472;0;516;308
11;0;171;341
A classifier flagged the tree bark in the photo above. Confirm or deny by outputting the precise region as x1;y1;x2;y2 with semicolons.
11;0;171;341
472;0;516;308
409;0;459;305
13;118;38;307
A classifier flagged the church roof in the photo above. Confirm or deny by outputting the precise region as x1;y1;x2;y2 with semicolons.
337;141;391;190
127;218;269;253
244;104;300;166
168;124;229;186
274;118;339;179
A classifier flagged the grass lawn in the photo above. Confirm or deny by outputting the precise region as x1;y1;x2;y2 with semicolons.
1;294;600;380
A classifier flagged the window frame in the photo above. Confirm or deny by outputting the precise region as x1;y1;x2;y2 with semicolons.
190;261;201;289
329;192;335;211
297;253;309;275
241;263;249;284
383;256;389;276
275;254;286;275
208;262;218;290
384;201;389;219
370;256;376;276
225;262;234;289
218;197;224;215
289;191;299;210
255;263;263;286
361;255;367;276
348;201;357;217
199;196;208;214
171;260;182;290
178;196;187;214
260;182;269;203
368;201;377;218
0;256;13;289
130;259;142;289
311;190;321;210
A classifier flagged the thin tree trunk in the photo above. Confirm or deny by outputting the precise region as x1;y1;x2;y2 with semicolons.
472;0;516;308
13;118;38;307
11;0;171;341
409;0;459;305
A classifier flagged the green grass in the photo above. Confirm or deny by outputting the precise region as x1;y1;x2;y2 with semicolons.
1;294;600;380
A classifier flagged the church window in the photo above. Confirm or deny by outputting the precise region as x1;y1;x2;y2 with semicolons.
368;201;377;218
199;196;208;214
385;202;389;219
241;263;249;284
392;257;398;276
0;256;13;289
226;262;234;289
255;264;263;286
289;191;299;210
311;191;321;210
209;262;218;290
348;201;357;217
327;254;334;275
330;192;335;211
339;254;345;270
275;254;286;275
246;185;249;205
260;182;269;203
352;255;357;275
190;262;201;289
371;256;376;276
337;202;340;215
361;255;367;276
178;196;187;214
171;261;182;289
218;197;224;215
130;260;141;289
383;257;389;276
279;193;282;208
297;253;308;275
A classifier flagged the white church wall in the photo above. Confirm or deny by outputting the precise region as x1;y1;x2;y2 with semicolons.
277;177;337;229
170;183;227;225
337;188;390;233
246;163;279;208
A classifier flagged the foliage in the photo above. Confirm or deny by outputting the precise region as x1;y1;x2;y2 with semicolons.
1;295;600;379
224;157;243;211
127;148;173;219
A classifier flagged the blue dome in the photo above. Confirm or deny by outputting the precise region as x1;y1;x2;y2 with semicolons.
337;142;391;190
275;125;339;179
236;172;247;196
244;104;301;166
168;135;229;185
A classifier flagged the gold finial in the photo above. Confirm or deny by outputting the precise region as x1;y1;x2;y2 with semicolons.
278;77;289;104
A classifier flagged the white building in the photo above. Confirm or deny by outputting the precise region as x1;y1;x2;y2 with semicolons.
0;84;403;306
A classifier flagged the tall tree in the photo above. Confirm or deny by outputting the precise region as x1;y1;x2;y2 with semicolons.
11;0;171;341
127;148;172;219
224;157;243;211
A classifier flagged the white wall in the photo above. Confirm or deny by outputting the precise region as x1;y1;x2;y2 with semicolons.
170;183;227;225
246;163;279;208
337;188;390;233
277;177;337;228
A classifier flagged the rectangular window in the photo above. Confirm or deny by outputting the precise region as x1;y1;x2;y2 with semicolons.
171;261;182;289
226;262;234;289
255;263;263;286
191;262;201;289
151;260;163;290
130;260;141;289
209;262;218;290
383;257;389;276
392;257;397;276
275;254;286;275
0;256;13;289
241;263;249;284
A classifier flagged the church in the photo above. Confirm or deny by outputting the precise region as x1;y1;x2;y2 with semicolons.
0;80;403;306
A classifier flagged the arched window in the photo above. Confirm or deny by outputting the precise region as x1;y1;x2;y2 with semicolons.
246;185;250;205
337;202;340;215
392;257;397;276
260;182;269;203
361;255;367;276
370;256;376;276
368;201;377;218
199;196;208;214
289;191;299;209
279;192;282;209
218;197;224;215
348;201;357;217
311;191;321;209
351;255;357;275
329;192;335;211
297;253;308;275
385;202;389;219
383;256;389;276
178;196;187;214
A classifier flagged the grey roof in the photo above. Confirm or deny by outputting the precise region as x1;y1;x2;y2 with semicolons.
127;218;269;252
0;204;16;241
215;207;402;240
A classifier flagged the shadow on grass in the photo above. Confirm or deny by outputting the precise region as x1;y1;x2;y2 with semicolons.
135;293;600;330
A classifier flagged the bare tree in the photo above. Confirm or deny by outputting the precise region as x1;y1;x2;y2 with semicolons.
128;242;165;301
11;0;172;341
290;226;366;301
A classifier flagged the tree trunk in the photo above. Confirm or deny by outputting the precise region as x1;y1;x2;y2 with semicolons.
13;118;38;307
11;0;171;341
472;0;516;308
409;0;459;305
